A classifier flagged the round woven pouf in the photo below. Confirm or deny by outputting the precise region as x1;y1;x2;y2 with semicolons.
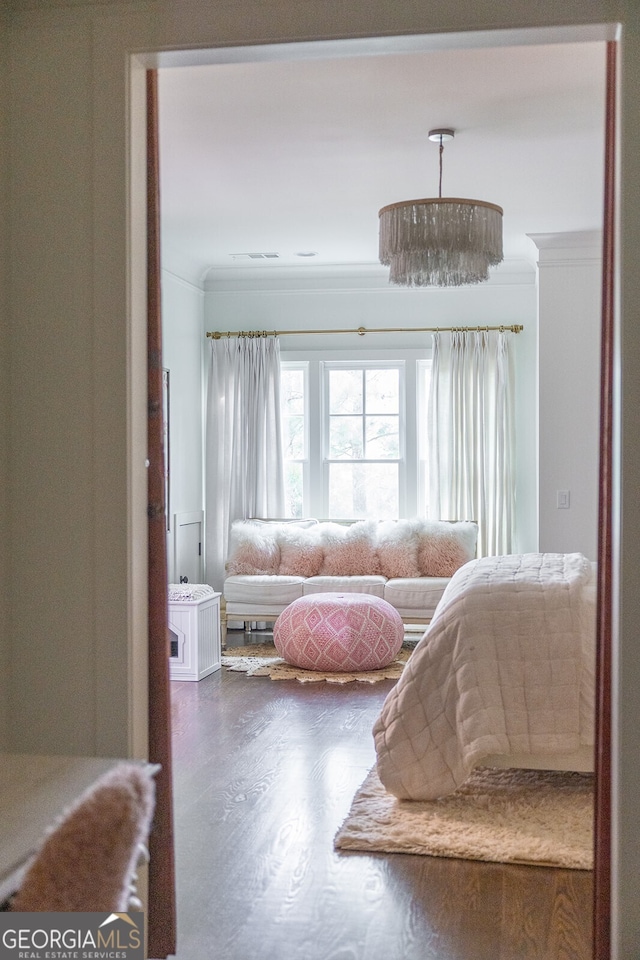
273;592;404;672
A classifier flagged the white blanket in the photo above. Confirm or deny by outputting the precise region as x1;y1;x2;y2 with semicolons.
373;553;596;800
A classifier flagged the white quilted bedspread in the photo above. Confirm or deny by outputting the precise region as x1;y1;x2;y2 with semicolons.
373;552;596;800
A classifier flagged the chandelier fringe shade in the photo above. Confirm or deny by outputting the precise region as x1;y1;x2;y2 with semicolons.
379;197;504;287
378;128;504;287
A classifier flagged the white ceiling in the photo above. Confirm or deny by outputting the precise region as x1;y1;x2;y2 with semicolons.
157;39;606;288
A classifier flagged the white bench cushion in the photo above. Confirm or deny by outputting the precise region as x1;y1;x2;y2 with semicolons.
224;574;305;605
302;575;386;597
383;577;450;616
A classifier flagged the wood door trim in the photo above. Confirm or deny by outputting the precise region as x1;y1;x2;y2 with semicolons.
593;38;616;960
144;38;617;960
146;68;177;960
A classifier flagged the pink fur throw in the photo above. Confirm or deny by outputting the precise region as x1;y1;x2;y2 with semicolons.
319;520;381;577
225;521;280;575
224;518;477;580
11;763;156;913
416;520;478;577
278;526;324;577
376;519;421;579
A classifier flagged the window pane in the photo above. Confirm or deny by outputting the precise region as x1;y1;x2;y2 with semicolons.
366;368;399;414
284;415;305;459
328;462;399;519
284;462;304;518
417;360;432;515
281;368;305;415
329;416;363;459
365;416;399;458
329;369;362;414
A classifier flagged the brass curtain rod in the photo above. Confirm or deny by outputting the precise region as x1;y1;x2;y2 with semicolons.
206;324;524;339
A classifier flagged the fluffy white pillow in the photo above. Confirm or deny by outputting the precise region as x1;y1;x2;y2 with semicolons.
278;525;324;577
320;520;381;576
416;520;478;577
376;519;421;579
225;521;280;575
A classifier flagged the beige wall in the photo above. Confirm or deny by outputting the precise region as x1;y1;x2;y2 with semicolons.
2;0;640;954
9;17;103;754
5;5;150;758
0;7;9;750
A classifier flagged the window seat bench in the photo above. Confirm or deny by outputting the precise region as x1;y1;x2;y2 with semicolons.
221;518;477;645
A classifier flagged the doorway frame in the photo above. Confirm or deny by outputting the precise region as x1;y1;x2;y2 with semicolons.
130;21;619;959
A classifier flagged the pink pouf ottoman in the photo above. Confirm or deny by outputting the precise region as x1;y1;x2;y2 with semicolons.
274;592;404;672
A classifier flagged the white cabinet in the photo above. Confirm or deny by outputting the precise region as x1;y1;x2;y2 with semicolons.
168;590;221;681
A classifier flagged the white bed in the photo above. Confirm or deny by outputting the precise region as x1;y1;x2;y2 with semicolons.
373;552;596;801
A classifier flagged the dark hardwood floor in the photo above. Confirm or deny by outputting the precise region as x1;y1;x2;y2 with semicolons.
169;635;592;960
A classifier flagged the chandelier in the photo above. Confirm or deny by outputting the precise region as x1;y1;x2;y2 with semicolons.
378;129;503;288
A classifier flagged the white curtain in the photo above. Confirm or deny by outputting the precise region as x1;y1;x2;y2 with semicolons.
428;329;516;557
205;335;285;589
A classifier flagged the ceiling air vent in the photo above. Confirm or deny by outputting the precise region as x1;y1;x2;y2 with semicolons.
230;252;280;260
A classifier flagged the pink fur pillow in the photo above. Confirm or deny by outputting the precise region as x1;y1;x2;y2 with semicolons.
11;763;156;913
278;526;324;577
376;519;421;579
225;521;280;575
416;520;478;577
320;521;381;576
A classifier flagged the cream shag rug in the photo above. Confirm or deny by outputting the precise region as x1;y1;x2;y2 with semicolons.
334;765;594;869
221;643;411;683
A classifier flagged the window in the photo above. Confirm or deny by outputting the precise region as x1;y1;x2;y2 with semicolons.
281;352;430;520
325;364;402;519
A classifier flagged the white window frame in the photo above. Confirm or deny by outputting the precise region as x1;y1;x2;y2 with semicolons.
281;348;431;521
321;359;406;519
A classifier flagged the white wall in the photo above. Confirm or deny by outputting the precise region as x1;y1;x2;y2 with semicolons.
204;265;535;349
161;271;205;582
180;235;600;564
534;232;602;560
204;265;539;551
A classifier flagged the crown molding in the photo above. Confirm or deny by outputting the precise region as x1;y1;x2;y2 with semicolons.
161;269;206;295
527;230;603;264
201;259;535;295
